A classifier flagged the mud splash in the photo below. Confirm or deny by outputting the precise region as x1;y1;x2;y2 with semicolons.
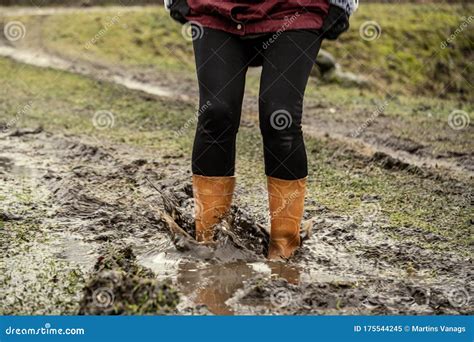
1;130;471;315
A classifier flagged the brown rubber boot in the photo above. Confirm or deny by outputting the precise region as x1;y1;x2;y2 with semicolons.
267;176;306;260
192;175;236;243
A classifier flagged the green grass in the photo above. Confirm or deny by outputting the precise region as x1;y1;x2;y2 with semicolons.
24;8;194;72
326;3;474;98
0;57;470;253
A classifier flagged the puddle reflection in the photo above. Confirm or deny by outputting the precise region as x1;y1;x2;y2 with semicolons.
176;261;301;315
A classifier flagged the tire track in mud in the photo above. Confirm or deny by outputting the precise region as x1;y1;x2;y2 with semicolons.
0;45;191;101
0;129;472;315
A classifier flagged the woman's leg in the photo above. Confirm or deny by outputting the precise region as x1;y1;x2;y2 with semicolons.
192;27;250;177
191;27;250;242
259;29;322;180
258;30;323;258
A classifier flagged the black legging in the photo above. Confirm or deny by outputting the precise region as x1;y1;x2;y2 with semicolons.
192;27;323;180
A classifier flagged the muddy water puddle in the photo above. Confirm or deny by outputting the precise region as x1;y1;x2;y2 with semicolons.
137;231;373;315
141;257;264;315
140;254;323;315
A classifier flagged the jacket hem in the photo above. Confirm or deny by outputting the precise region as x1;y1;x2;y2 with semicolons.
185;13;325;36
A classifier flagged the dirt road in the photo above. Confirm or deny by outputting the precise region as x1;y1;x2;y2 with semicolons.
0;7;472;315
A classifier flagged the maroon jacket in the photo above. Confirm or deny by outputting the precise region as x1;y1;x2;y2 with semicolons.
185;0;329;36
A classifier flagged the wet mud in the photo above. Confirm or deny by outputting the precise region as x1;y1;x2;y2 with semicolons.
0;129;471;315
303;107;474;176
79;246;179;315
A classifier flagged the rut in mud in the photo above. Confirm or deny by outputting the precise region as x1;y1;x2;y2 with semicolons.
0;129;472;315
